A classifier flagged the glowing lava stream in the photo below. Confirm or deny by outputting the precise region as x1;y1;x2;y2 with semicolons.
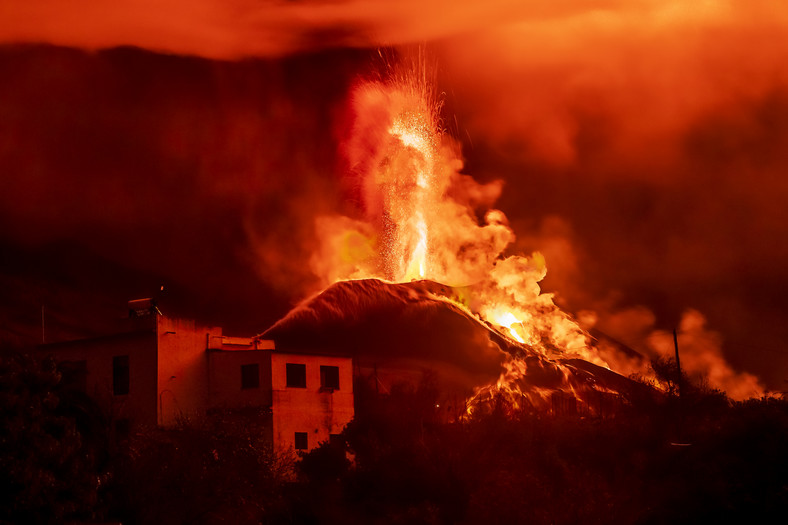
490;311;526;344
389;116;434;280
409;212;427;279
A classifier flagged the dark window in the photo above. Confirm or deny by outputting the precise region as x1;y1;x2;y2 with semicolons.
294;432;308;450
60;360;87;392
320;365;340;390
241;364;260;389
113;355;129;395
286;363;306;388
114;418;131;439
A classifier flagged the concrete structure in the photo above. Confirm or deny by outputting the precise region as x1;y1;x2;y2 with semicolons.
271;351;354;451
38;306;354;453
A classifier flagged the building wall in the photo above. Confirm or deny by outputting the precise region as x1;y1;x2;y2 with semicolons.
38;331;159;428
39;313;353;451
208;349;273;410
156;317;219;426
271;352;354;452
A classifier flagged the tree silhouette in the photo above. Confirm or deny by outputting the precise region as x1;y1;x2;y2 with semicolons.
0;347;102;524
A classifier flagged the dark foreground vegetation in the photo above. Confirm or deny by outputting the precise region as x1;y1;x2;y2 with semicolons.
2;347;787;524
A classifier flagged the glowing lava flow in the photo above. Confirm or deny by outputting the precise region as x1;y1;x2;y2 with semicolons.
489;311;526;344
389;118;431;280
385;105;438;281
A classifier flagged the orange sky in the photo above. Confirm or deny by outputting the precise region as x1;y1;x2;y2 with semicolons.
0;1;629;58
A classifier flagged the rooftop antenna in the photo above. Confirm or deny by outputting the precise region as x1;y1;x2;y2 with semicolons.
154;284;164;315
128;297;161;317
127;285;166;318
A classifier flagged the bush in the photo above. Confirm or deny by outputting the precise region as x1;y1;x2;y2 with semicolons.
283;376;788;525
0;348;103;524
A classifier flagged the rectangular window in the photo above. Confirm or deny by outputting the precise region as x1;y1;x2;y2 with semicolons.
241;364;260;389
113;355;129;396
286;363;307;388
114;418;131;439
294;432;308;450
320;365;340;390
60;360;87;392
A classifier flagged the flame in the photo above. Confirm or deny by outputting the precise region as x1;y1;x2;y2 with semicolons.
489;310;526;344
315;52;618;412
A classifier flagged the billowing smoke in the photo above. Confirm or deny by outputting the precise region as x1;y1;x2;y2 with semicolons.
648;310;765;400
585;306;766;400
316;62;514;288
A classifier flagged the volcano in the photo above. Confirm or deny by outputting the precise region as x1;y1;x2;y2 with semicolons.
262;278;654;414
261;59;661;414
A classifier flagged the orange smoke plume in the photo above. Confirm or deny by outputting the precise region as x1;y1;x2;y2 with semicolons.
648;310;765;401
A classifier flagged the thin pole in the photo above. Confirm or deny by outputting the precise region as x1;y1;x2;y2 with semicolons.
672;327;689;445
673;328;682;399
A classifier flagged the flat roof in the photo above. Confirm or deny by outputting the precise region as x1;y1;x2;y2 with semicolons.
207;337;276;352
38;329;155;351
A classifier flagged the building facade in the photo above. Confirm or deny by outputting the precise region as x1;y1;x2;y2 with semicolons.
271;351;354;452
38;308;354;453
